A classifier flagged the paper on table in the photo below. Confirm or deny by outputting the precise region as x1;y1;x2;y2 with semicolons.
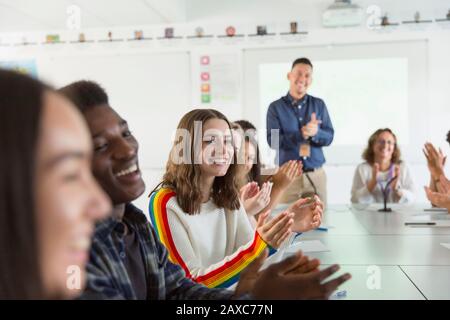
411;214;432;221
259;240;330;271
433;213;450;220
441;243;450;250
258;240;330;272
284;240;330;254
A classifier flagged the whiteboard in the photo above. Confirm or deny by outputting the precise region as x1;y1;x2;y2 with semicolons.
242;40;429;165
37;51;191;169
259;57;409;146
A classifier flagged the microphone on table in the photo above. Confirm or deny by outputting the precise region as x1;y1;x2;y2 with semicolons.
378;175;398;212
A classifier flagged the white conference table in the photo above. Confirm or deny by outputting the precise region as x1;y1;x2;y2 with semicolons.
274;203;450;300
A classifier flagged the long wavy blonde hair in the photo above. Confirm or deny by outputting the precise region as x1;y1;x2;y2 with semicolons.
156;109;240;215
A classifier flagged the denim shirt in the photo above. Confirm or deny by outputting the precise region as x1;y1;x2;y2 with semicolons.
266;93;334;169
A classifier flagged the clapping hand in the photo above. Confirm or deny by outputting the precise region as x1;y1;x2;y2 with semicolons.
301;112;322;139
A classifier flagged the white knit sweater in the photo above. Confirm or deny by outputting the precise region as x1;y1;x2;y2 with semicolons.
351;162;415;204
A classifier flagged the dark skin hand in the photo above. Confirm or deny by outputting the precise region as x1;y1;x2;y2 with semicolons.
235;250;351;300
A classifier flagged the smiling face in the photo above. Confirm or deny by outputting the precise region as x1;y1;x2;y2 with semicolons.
83;105;145;205
199;118;234;178
373;131;396;163
35;92;111;299
288;63;313;99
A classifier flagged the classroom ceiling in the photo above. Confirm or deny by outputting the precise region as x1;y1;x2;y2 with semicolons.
0;0;448;32
0;0;187;32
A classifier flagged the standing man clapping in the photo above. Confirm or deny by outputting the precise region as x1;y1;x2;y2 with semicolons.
267;58;334;206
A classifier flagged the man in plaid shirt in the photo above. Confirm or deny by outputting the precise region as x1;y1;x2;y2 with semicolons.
59;81;350;300
81;202;234;299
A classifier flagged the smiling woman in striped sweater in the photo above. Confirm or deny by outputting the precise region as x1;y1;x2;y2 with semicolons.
149;109;295;289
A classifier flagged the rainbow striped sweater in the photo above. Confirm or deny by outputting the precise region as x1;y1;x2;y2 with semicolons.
149;188;270;289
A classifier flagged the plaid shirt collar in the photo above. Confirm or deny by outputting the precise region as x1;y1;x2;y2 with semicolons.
81;203;235;300
95;203;148;241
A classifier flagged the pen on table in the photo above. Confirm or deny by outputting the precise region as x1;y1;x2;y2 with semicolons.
404;222;436;226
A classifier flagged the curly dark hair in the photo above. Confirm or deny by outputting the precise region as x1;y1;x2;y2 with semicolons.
59;80;108;112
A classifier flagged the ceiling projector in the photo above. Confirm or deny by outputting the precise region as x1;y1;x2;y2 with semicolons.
322;0;364;27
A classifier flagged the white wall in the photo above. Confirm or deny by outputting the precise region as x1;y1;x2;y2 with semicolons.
239;32;450;204
138;27;450;208
1;0;449;209
186;0;450;205
187;0;450;27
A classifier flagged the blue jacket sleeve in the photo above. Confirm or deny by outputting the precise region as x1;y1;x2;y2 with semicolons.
310;101;334;147
266;103;302;150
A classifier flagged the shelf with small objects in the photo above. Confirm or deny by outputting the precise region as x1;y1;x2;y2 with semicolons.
42;34;66;45
380;14;400;27
247;25;276;37
13;40;38;47
434;10;450;29
186;27;214;40
402;11;433;25
435;10;450;23
279;22;309;43
68;33;95;44
370;14;400;33
186;29;215;46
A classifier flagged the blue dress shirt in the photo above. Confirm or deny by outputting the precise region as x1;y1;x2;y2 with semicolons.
266;92;334;169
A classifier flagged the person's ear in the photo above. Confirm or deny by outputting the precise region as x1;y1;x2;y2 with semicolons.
287;71;291;81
